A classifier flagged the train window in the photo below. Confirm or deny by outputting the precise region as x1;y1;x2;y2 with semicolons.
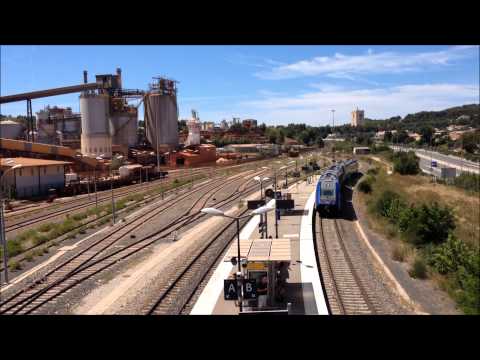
322;190;334;196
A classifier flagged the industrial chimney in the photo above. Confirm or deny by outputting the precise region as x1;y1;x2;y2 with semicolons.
116;67;122;89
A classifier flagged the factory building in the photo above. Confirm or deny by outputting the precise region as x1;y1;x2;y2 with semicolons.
0;157;72;199
351;108;365;127
144;77;179;152
36;106;81;148
169;144;216;167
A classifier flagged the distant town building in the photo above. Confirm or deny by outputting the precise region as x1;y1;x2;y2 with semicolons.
186;117;201;146
201;122;215;131
220;119;229;130
449;128;476;141
351;108;365;127
242;119;258;129
353;147;371;155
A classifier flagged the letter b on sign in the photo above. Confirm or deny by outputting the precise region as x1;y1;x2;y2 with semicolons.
243;279;257;300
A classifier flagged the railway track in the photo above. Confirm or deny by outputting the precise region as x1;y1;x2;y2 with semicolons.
147;171;303;315
4;168;209;233
314;215;378;315
0;169;268;315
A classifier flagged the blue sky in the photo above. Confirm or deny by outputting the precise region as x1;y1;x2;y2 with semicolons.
1;45;478;126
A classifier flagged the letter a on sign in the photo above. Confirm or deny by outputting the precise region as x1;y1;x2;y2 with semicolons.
224;280;238;300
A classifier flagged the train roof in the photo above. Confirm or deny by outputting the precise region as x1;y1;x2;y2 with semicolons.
318;158;357;181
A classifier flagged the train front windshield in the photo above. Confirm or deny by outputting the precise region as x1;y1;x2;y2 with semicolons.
321;182;336;202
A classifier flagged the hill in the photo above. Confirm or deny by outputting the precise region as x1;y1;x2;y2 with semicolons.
364;104;479;131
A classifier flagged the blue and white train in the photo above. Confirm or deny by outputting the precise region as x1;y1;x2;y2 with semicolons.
315;159;358;215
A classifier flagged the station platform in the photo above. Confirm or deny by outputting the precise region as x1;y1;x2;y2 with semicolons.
190;177;328;315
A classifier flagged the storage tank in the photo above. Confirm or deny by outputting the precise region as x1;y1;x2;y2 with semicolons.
144;91;179;150
0;120;24;139
109;108;138;147
62;116;81;133
80;93;112;158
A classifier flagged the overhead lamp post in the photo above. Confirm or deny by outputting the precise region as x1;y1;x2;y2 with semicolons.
1;163;22;284
253;176;270;238
201;205;274;313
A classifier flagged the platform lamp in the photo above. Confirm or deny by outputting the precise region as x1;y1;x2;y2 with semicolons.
1;161;22;284
201;205;274;312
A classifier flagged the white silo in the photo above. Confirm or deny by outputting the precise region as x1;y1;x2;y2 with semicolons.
144;78;179;150
80;93;112;158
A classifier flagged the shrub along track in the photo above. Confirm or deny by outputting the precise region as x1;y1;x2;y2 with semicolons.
314;215;380;315
0;168;270;315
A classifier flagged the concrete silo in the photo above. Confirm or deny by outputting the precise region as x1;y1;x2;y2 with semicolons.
144;77;179;151
80;93;112;158
109;107;138;147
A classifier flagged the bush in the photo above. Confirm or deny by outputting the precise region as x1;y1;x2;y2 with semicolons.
409;257;428;279
428;235;480;314
391;243;408;262
32;233;49;246
7;240;23;257
358;179;373;193
398;202;455;246
392;151;420;175
417;203;455;245
366;167;379;176
9;260;22;271
453;173;480;193
428;234;478;275
375;190;404;221
38;223;54;233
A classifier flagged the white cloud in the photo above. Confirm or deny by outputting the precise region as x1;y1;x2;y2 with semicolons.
255;46;478;80
237;83;479;126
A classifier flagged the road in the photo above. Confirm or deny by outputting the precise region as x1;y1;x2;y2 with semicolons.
390;145;479;175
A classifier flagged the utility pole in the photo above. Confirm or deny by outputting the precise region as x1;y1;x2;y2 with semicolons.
111;169;116;225
0;200;8;284
274;170;279;238
94;168;98;212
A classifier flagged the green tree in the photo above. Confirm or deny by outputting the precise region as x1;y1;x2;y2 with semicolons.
461;131;480;154
392;151;420;175
420;126;434;145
